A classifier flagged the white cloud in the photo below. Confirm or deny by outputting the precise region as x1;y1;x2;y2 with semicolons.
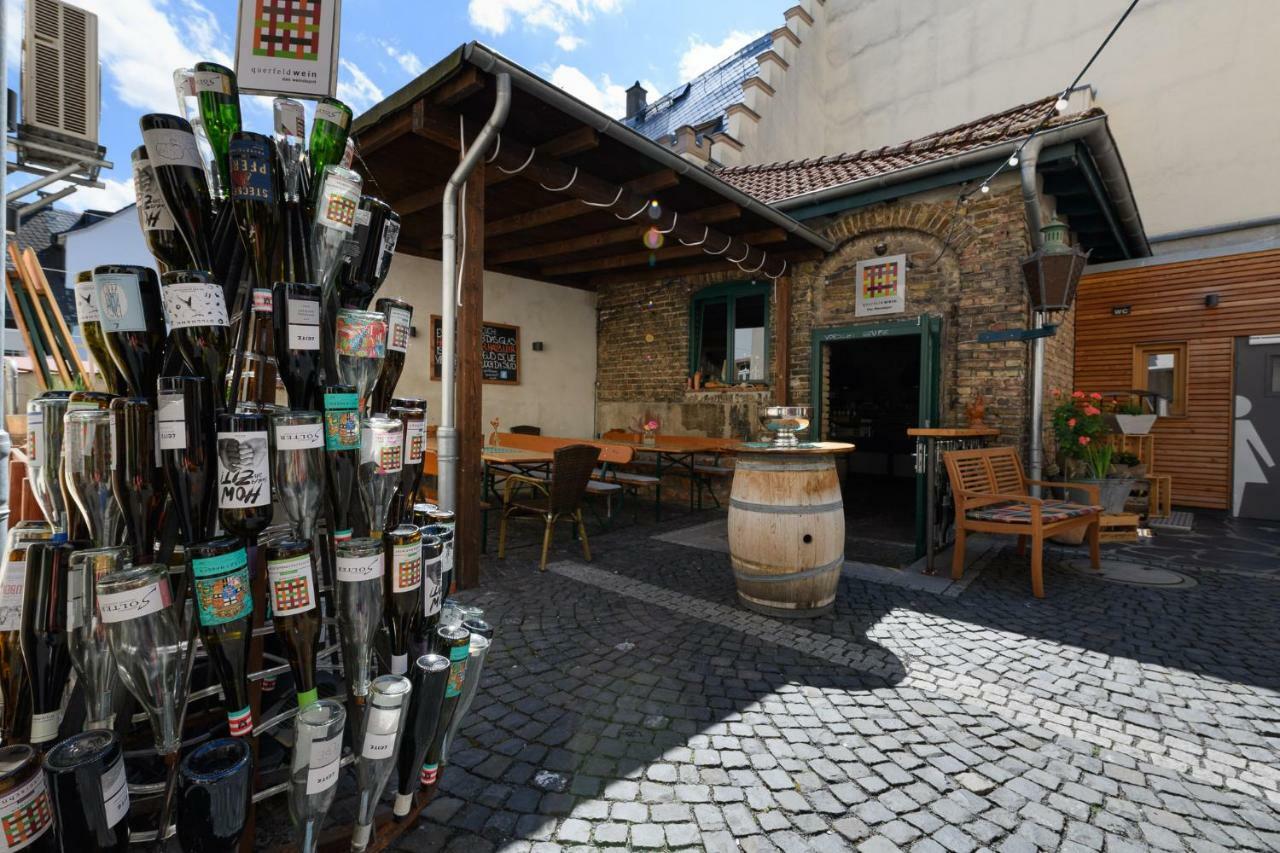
55;176;137;214
337;59;385;115
384;43;426;77
469;0;619;48
678;29;763;81
555;34;583;51
549;65;654;118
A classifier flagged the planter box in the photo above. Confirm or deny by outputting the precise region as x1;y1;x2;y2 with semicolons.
1113;413;1158;435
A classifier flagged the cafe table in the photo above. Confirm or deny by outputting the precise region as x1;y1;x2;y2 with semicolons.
602;434;739;520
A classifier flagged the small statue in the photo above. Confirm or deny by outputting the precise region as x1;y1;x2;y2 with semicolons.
966;393;987;428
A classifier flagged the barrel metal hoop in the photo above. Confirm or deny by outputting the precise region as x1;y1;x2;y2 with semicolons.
733;555;844;583
736;460;832;473
729;498;844;515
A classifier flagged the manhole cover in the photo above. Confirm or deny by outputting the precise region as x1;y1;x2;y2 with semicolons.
1064;559;1196;589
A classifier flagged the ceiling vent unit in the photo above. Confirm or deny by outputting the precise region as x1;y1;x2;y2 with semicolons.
20;0;99;152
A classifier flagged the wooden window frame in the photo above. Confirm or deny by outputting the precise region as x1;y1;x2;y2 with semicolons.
688;282;771;385
1132;341;1188;417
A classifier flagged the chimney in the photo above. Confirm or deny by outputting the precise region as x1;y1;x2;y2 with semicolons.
625;81;647;119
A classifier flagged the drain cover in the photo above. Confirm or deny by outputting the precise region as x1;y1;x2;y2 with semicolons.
1064;559;1196;588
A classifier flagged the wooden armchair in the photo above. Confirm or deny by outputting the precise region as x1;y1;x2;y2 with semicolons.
497;444;598;571
943;446;1102;597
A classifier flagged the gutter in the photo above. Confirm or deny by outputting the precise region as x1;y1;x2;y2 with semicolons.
461;42;835;254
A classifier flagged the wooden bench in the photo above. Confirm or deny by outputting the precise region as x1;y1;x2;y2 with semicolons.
490;433;659;520
944;446;1102;598
600;430;735;509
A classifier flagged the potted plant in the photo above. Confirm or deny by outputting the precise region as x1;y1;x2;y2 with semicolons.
1108;398;1158;435
1051;388;1135;514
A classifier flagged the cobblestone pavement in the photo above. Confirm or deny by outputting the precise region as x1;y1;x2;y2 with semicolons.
397;512;1280;852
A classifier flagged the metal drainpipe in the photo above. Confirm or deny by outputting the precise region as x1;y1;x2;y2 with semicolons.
437;73;510;514
1019;137;1047;496
0;0;11;543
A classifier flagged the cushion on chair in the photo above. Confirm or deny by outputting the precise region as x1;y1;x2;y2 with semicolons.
966;499;1100;525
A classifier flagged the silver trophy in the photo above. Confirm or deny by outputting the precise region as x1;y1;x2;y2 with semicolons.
26;392;71;541
272;412;326;542
68;546;128;729
335;537;384;702
358;416;403;536
64;409;124;548
289;698;346;853
352;674;412;850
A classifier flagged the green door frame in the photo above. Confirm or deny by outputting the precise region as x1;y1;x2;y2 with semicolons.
810;315;942;557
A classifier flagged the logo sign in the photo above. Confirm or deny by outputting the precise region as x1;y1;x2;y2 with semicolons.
854;255;907;318
1112;305;1132;316
234;0;342;99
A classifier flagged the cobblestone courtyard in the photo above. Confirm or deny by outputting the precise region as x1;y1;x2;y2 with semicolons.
402;512;1280;852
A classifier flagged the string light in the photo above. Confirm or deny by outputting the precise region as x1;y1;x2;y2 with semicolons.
1054;96;1070;113
980;184;990;193
1008;155;1019;167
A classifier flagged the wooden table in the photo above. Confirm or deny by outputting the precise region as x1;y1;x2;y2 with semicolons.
602;435;738;519
907;427;1001;573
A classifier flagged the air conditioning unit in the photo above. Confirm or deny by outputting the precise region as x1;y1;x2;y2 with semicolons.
21;0;99;146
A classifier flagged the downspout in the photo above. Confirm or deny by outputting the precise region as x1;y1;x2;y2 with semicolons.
1019;136;1047;496
438;72;510;514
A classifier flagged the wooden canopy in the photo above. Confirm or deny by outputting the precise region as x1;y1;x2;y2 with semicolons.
350;43;833;290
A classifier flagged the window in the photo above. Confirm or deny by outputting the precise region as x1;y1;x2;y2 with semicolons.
1133;342;1188;416
690;283;770;384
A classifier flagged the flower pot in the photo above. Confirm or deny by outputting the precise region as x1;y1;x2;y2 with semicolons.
1070;478;1135;515
1112;414;1157;435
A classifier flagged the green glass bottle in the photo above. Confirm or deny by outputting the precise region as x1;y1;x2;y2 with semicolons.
193;62;242;202
308;98;353;193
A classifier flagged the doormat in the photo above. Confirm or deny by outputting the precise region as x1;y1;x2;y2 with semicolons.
1149;510;1194;533
1063;558;1197;589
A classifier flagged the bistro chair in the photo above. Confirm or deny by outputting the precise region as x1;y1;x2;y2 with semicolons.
497;443;598;571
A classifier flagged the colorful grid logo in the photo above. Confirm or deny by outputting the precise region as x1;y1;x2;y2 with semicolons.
398;556;421;589
325;193;357;227
391;323;409;351
2;789;52;846
378;444;403;473
252;0;322;60
861;262;900;299
273;576;311;612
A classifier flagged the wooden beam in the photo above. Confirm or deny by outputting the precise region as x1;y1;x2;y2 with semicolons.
352;110;412;158
487;201;740;265
456;159;485;592
773;275;791;406
585;249;822;287
541;227;786;277
432;67;484;106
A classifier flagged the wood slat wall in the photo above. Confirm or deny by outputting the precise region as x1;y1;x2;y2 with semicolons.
1074;248;1280;509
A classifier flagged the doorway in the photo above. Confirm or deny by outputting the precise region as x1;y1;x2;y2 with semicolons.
1233;336;1280;519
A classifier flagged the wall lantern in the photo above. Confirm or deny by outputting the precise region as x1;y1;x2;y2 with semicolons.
1019;218;1090;313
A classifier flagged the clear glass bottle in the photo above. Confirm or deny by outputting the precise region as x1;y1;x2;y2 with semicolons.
334;537;383;703
289;699;346;853
351;674;412;850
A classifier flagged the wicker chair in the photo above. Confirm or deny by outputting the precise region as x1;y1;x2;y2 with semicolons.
498;444;597;571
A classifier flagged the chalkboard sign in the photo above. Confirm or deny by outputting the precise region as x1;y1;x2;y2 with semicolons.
431;315;521;385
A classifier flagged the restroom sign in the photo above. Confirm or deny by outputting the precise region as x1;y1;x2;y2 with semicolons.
855;255;906;317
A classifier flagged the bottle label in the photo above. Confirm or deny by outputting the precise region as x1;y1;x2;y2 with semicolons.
229;136;275;204
386;306;411;354
335;310;387;359
275;99;305;138
0;560;25;631
319;172;360;232
315;101;350;128
361;726;398;759
362;426;403;475
354;207;371;227
306;732;342;795
25;412;42;468
94;272;148;333
323;392;360;451
191;547;253;626
423;553;442;618
216;430;271;509
194;70;230;94
275;422;324;450
162;280;228;329
0;765;53;847
131;156;175;233
28;710;61;744
267;553;316;616
378;219;401;280
252;289;273;312
287;297;321;350
446;643;469;698
143;126;202;170
391;541;421;593
336;552;382;583
420;763;438;786
101;755;129;828
390;653;407;675
99;578;172;623
157;392;186;450
74;279;101;324
227;705;253;737
65;566;84;630
405;419;426;464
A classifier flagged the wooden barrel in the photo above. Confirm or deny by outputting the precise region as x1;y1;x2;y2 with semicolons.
727;451;845;617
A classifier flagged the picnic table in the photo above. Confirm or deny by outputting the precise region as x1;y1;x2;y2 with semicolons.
600;431;739;519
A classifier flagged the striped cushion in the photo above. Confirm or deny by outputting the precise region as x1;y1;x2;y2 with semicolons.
967;499;1100;524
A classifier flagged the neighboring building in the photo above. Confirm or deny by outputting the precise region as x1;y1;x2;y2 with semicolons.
59;204;154;290
3;205;84;355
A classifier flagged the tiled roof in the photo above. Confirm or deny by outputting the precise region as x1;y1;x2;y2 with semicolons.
4;207;81;272
622;33;773;141
716;95;1103;205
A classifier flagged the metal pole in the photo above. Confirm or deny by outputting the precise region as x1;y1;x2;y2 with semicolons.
0;0;12;544
1029;310;1046;498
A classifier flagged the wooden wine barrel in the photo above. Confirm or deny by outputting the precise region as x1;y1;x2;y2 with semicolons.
727;443;854;617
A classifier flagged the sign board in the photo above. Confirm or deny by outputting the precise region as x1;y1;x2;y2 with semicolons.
431;316;521;385
854;255;906;317
234;0;342;99
1111;305;1132;316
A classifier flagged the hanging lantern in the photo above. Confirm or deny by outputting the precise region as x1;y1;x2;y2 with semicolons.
1020;218;1090;313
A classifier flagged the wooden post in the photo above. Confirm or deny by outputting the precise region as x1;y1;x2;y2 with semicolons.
455;159;485;591
773;275;791;406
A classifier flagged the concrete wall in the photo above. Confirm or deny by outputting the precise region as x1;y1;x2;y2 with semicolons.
743;0;1280;250
375;253;598;439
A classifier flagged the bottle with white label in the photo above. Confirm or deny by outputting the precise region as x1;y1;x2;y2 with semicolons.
440;633;493;770
159;270;230;393
334;537;384;702
26;392;72;542
139;114;215;269
0;744;57;852
0;523;48;744
351;675;412;850
43;729;130;851
109;396;165;565
92;264;166;399
265;540;322;709
272;411;326;543
392;653;451;816
157;376;218;547
358;416;402;537
272;282;325;410
20;542;74;748
370;300;415;415
339;196;394;311
66;547;126;731
177;738;253;852
289;699;346;853
216;411;274;544
387;401;426;525
382;525;422;677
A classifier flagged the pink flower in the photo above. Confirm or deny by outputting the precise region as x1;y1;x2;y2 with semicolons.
1079;436;1091;446
1090;392;1103;400
1071;391;1085;399
1067;418;1077;428
1083;405;1100;416
1051;388;1062;398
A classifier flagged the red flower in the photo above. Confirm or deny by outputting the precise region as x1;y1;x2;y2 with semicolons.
1051;387;1062;398
1090;392;1103;400
1079;435;1091;446
1067;418;1077;428
1083;405;1100;416
1072;391;1085;399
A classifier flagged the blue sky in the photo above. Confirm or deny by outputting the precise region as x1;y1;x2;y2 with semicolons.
3;0;786;213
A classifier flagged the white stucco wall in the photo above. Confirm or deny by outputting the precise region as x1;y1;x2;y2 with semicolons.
375;253;598;439
743;0;1280;246
62;206;157;287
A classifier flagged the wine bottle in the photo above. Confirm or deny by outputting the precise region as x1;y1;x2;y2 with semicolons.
139;114;215;269
388;402;425;525
338;197;392;310
308;98;353;195
359;416;403;537
310;166;363;298
383;524;422;676
272;282;324;410
171;68;220;203
193;63;241;205
158;376;217;547
289;699;345;853
160;271;230;400
187;537;254;736
227;131;282;402
274;98;312;283
42;729;130;852
26;392;71;542
177;738;252;853
109;397;166;564
272;412;325;542
0;745;57;851
425;508;457;597
0;524;47;745
322;386;360;544
373;210;401;291
93;265;166;400
351;675;412;851
65;546;125;731
412;533;444;651
440;631;491;769
421;623;471;787
131;146;193;272
20;542;73;748
265;539;322;707
392;653;450;816
368;300;413;416
72;271;123;395
216;411;274;542
336;309;386;415
334;537;383;703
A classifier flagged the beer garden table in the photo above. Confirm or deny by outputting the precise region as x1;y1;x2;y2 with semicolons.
600;434;739;520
